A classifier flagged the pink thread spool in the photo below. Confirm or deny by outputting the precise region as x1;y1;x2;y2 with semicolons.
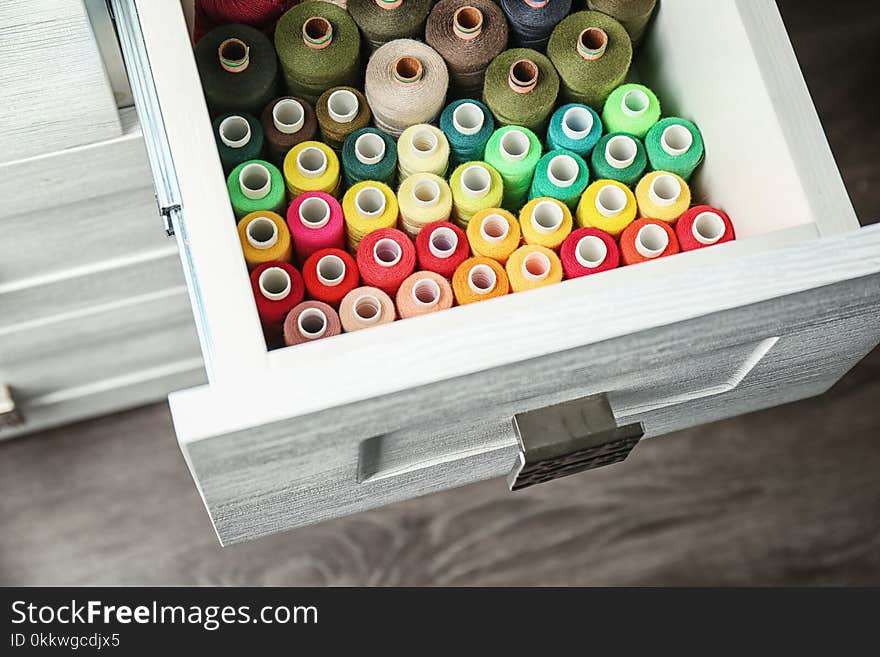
395;271;454;319
287;192;345;265
283;300;342;346
339;286;397;332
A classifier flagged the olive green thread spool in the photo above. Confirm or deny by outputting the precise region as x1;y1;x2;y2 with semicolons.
316;86;372;153
483;48;559;133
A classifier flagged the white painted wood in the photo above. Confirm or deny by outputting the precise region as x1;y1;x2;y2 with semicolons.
0;0;122;163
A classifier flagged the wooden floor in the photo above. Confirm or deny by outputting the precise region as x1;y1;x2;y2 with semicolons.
1;0;878;586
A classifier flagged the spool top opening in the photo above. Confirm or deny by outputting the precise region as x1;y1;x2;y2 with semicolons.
546;154;579;187
508;59;539;94
354;132;386;165
461;165;491;197
452;102;485;136
245;216;279;250
410;128;439;157
531;200;564;234
429;226;458;258
298;307;328;339
605;135;638;170
302;16;333;49
499;129;530;161
575;235;608;268
412;178;441;206
453;6;484;41
296;146;328;178
316;254;346;286
394;56;424;84
693;211;726;245
327;89;359;124
622;88;650;116
561;106;594;141
258;267;291;301
468;264;497;295
661;124;694;156
239;163;271;200
480;213;509;243
218;38;250;72
273;99;305;135
218;115;251;148
577;27;608;60
635;223;669;258
298;196;331;228
373;237;403;267
595;184;628;217
522;251;551;281
375;0;404;9
355;185;387;217
354;294;382;323
412;277;441;307
649;174;682;207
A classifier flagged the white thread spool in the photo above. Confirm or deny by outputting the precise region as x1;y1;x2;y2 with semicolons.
605;135;638;170
373;238;402;267
273;99;305;134
218;115;251;148
531;200;563;234
452;102;485;136
648;174;682;207
429;226;459;259
245;216;278;250
480;213;509;243
692;211;726;245
296;146;328;179
499;129;530;161
467;264;497;295
297;307;328;339
411;277;441;308
316;254;346;287
258;266;291;301
354;132;385;166
546;154;579;188
354;185;387;218
595;184;628;218
575;235;608;268
298;196;331;229
521;251;551;282
661;124;694;156
635;223;669;259
561;106;594;142
239;163;271;200
327;89;359;123
461;165;491;199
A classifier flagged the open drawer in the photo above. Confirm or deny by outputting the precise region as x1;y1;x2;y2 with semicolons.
112;0;880;544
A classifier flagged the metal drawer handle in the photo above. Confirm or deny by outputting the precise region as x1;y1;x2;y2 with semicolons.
508;393;644;491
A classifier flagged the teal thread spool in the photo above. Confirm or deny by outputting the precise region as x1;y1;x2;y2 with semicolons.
645;117;705;181
341;127;398;188
529;150;590;210
601;83;661;139
590;132;647;187
212;113;264;174
439;99;495;169
227;159;286;220
484;125;543;212
483;49;559;133
546;103;603;158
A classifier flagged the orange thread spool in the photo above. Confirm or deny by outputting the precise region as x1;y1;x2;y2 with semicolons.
451;256;509;305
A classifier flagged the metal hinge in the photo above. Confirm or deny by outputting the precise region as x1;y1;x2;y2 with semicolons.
0;385;24;430
508;393;644;491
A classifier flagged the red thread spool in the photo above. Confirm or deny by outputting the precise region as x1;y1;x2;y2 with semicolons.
414;221;470;279
560;228;620;278
283;300;342;346
194;0;297;42
356;228;417;297
302;247;360;308
675;205;735;252
620;219;680;266
250;261;305;335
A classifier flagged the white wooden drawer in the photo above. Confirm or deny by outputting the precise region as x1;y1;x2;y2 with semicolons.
113;0;880;544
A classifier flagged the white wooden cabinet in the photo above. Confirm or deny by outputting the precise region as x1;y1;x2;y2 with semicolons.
39;0;880;544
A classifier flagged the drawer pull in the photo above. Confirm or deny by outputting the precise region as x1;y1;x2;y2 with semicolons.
0;385;24;430
508;393;643;491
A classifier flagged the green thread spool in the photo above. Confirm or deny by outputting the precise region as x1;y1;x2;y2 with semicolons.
529;149;590;210
547;11;632;109
349;0;433;50
645;117;705;181
275;3;361;106
212;112;264;174
590;132;647;187
341;127;398;188
449;161;504;228
227;159;286;221
316;86;372;153
482;48;559;133
586;0;658;45
484;125;543;212
602;83;661;139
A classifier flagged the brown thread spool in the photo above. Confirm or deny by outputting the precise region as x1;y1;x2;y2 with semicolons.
577;27;608;60
302;16;334;50
453;6;484;41
508;58;539;94
218;38;250;73
375;0;404;9
393;55;424;85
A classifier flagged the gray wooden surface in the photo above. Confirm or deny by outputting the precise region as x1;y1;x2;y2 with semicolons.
0;0;878;585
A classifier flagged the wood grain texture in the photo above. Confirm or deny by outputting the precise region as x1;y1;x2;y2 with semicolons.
0;0;121;163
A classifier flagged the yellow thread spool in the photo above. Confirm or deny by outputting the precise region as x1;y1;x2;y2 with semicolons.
342;180;399;252
576;179;637;238
397;124;451;180
466;208;521;264
452;256;510;305
397;172;453;238
519;197;573;251
505;244;563;293
635;170;691;222
283;140;341;198
237;211;292;270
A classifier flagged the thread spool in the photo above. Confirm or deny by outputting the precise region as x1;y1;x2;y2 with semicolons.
193;0;298;43
501;0;572;51
483;48;559;132
675;206;735;252
560;227;620;278
260;97;318;168
576;179;637;238
439;99;495;169
620;218;680;265
356;228;417;296
602;83;661;139
227;159;287;220
645;117;705;181
449;161;505;228
274;2;361;105
545;103;603;158
283;301;342;346
466;208;521;264
339;286;396;331
484;126;543;212
548;11;632;109
302;247;360;307
398;173;454;237
586;0;658;45
286;191;346;264
394;272;455;319
365;39;450;137
283;141;341;198
213;112;265;174
452;257;510;304
397;125;451;180
341;127;398;187
238;211;293;269
342;180;400;252
195;24;279;115
505;244;563;292
426;0;509;95
414;221;471;278
349;0;433;50
590;132;648;187
315;87;372;153
635;171;691;222
528;150;590;210
250;262;306;335
519;197;574;251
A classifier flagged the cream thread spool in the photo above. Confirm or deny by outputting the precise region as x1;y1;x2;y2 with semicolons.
353;293;383;324
521;250;551;282
452;6;484;41
393;55;424;85
327;89;360;124
245;215;279;250
411;276;442;309
355;132;386;165
575;235;608;268
412;177;441;208
605;135;638;170
297;307;328;339
692;211;726;246
218;115;252;148
531;199;564;234
468;263;497;295
218;37;250;72
354;185;387;218
648;173;682;207
316;254;347;286
508;59;539;94
373;237;403;267
410;127;439;159
239;163;272;200
661;123;694;156
258;266;291;300
273;99;305;134
576;27;608;60
546;154;579;187
561;106;594;141
622;88;651;118
299;196;331;229
635;223;669;259
480;212;509;243
461;164;492;199
302;16;334;49
297;146;329;179
452;102;485;136
499;129;531;161
595;183;628;218
429;226;459;258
